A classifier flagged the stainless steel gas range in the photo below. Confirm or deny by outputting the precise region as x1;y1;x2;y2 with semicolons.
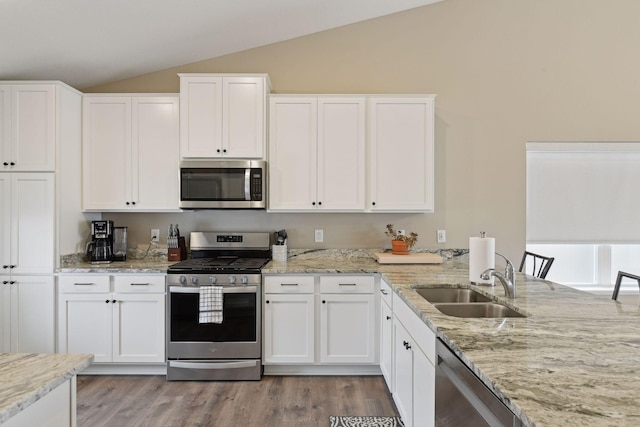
166;231;271;381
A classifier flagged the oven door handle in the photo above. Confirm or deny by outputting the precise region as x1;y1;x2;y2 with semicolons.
169;360;259;370
169;285;258;294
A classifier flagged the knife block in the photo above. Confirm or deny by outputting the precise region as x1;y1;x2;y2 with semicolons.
168;237;187;261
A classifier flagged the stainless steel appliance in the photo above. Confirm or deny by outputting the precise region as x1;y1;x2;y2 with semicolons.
435;339;522;426
86;220;114;264
166;231;271;381
179;160;266;209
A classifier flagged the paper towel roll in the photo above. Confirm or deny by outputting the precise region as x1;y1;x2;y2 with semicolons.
469;236;495;285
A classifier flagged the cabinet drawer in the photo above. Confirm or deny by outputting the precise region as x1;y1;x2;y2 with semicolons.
58;275;110;293
264;275;315;293
320;275;374;294
380;278;393;307
114;275;166;293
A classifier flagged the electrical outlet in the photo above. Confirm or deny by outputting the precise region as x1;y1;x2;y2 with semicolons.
151;229;160;243
437;229;446;243
315;229;324;243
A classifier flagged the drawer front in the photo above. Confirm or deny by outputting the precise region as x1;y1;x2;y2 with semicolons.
320;275;375;294
380;278;393;308
58;275;110;293
264;275;315;293
113;275;166;293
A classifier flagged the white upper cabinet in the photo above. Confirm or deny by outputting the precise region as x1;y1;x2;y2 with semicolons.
179;74;270;159
82;95;180;211
368;96;436;212
0;84;56;172
268;96;366;211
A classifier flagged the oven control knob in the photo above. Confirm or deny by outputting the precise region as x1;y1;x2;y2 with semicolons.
241;276;248;284
209;276;217;284
191;276;199;285
228;276;237;284
179;276;186;285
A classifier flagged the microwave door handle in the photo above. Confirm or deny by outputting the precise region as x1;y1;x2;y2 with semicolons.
244;168;251;200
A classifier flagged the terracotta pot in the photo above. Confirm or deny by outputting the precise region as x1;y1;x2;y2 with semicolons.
391;240;409;255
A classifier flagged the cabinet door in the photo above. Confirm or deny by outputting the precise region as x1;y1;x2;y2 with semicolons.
393;319;414;427
368;97;435;212
380;300;394;390
0;174;9;270
413;347;435;427
11;85;56;171
223;76;265;158
11;276;55;353
268;97;317;210
11;174;54;274
179;76;223;158
319;293;376;364
132;97;180;210
0;86;10;170
112;292;165;363
82;97;132;210
263;293;315;364
58;293;112;363
0;280;9;352
317;98;365;210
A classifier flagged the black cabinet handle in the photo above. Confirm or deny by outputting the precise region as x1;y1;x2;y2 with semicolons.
2;265;7;269
372;202;376;206
112;299;117;303
223;149;227;153
266;300;270;304
380;289;388;295
9;265;15;269
386;316;391;320
126;202;130;205
217;149;221;153
105;300;110;303
132;201;136;205
9;281;15;285
3;162;7;166
318;201;322;206
312;202;316;206
322;300;326;304
2;281;8;285
10;162;15;166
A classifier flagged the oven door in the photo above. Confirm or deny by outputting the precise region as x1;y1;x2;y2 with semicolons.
167;285;261;359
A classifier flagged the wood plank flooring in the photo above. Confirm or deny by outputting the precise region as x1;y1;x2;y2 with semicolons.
76;375;398;427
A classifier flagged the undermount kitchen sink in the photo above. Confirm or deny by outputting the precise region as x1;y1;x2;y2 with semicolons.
414;287;492;303
432;302;526;318
414;286;526;318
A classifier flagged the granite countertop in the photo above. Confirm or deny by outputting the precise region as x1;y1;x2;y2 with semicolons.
57;249;175;273
0;353;93;423
263;249;640;426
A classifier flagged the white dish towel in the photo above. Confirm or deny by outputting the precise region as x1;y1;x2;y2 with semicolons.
199;286;223;324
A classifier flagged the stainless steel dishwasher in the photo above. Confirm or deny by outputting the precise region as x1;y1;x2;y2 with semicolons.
435;339;523;427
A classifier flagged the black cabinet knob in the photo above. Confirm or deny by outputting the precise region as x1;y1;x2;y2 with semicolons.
126;202;130;205
132;201;136;205
2;281;8;285
10;162;15;166
2;265;7;269
9;281;15;285
112;299;117;303
322;300;326;304
318;201;322;206
3;162;7;166
372;202;376;206
217;149;221;153
106;300;110;303
386;316;391;320
223;149;227;153
266;300;270;304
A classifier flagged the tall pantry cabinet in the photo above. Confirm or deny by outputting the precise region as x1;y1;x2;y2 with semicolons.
0;81;85;353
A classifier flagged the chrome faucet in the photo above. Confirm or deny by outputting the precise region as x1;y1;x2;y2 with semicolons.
481;252;516;298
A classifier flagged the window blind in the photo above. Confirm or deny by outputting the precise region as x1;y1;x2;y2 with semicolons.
526;142;640;243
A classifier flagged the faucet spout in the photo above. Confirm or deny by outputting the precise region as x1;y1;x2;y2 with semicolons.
480;252;516;298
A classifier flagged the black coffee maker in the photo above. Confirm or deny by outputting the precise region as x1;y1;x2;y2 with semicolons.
86;220;113;264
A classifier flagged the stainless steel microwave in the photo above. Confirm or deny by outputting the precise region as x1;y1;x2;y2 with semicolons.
179;160;266;209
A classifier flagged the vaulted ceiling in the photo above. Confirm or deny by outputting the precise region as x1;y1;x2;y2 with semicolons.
0;0;442;89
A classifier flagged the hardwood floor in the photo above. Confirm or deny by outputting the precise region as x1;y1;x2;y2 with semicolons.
76;375;398;427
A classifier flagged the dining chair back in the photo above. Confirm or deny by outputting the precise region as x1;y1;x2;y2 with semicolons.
611;271;640;301
518;251;555;279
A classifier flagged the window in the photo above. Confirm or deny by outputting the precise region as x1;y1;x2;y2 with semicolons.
526;142;640;294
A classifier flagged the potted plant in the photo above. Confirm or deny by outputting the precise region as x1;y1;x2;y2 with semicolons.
385;224;418;255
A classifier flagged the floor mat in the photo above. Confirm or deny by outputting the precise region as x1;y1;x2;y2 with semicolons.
329;416;405;427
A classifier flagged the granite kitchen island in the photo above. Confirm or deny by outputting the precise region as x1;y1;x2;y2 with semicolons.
0;353;93;426
264;249;640;426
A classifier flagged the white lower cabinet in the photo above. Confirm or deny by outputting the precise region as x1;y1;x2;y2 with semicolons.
392;293;436;427
58;274;165;364
379;279;394;390
263;274;378;369
0;276;55;353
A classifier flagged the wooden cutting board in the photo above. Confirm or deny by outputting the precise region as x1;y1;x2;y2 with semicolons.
374;252;443;264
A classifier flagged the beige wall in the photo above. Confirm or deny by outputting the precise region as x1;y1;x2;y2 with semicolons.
88;0;640;261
